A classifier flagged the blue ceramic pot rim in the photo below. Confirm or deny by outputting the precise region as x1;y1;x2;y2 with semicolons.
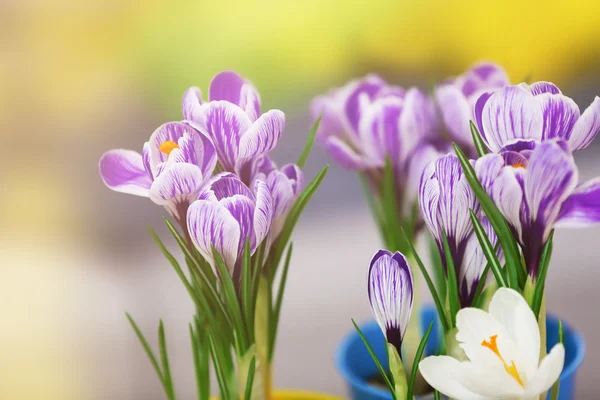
335;309;585;398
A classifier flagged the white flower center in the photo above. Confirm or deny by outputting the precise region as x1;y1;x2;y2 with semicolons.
481;334;524;387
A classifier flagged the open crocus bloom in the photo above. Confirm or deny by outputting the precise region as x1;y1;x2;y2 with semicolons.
99;122;217;225
475;82;600;153
435;62;509;152
187;173;273;279
367;250;414;355
420;288;565;400
476;140;600;278
183;71;285;184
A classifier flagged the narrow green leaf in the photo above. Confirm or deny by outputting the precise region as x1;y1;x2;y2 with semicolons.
351;319;396;396
453;144;522;290
158;320;176;400
382;157;402;250
550;320;564;400
469;209;507;288
401;227;449;332
532;231;554;318
208;334;231;400
190;323;210;400
269;242;293;360
241;239;253;339
251;240;266;323
297;115;321;168
442;230;460;328
406;322;433;400
212;247;248;353
470;244;500;310
243;356;257;400
126;314;169;397
469;120;489;158
428;236;446;302
434;390;441;400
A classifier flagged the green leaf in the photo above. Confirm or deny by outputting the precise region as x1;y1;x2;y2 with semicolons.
442;230;460;328
241;239;253;339
158;320;176;400
269;242;293;360
532;231;554;318
381;157;402;250
351;319;396;397
428;236;446;302
434;390;441;400
358;172;387;244
406;322;433;400
254;277;271;400
469;120;489;158
400;227;449;332
453;144;522;291
190;322;210;400
470;243;500;310
297;115;321;168
387;343;407;400
208;333;231;400
243;356;257;400
212;247;248;354
549;320;564;400
469;209;507;288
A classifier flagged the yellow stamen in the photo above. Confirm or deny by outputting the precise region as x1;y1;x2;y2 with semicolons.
512;162;526;169
159;140;179;156
481;335;524;387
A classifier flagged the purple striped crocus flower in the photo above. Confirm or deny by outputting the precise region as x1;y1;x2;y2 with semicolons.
419;154;501;307
435;62;510;154
310;74;438;204
99;122;217;228
368;249;414;355
182;71;285;184
475;82;600;153
187;173;273;280
476;140;600;279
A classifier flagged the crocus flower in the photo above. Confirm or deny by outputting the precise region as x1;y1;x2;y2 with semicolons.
367;249;414;355
435;62;509;152
419;154;501;307
99;122;217;227
476;140;600;278
182;71;285;184
419;288;565;400
187;173;273;280
475;81;600;153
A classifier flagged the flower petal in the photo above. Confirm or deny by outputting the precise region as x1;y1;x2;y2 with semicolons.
324;136;367;170
556;177;600;227
187;199;241;271
569;96;600;150
400;88;438;156
524;344;565;399
418;356;488;400
220;195;254;259
525;141;578;242
357;97;402;165
344;74;386;135
488;287;540;381
182;87;203;121
238;109;285;162
479;86;544;152
99;149;152;197
148;122;203;177
252;179;274;247
528;81;561;95
406;143;445;205
149;163;205;218
310;91;346;143
419;161;441;243
208;71;245;105
203;173;254;201
240;83;261;121
537;92;580;141
436;84;472;146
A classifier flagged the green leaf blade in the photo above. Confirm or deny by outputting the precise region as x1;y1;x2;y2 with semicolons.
469;120;489;158
406;322;433;400
297;115;321;168
442;230;460;328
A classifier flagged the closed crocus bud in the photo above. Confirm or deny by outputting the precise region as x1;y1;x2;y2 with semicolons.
367;250;414;355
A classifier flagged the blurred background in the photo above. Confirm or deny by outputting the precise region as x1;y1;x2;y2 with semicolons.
2;0;600;398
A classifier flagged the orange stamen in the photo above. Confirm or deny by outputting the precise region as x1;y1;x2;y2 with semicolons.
481;335;524;387
159;140;179;156
512;162;526;169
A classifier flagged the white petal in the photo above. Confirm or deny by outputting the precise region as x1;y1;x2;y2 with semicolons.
419;356;488;400
488;288;540;381
524;344;565;399
460;355;525;398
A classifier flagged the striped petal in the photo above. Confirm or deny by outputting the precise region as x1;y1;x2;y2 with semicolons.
149;163;205;219
569;96;600;150
436;83;472;146
237;109;285;164
99;149;152;197
556;177;600;227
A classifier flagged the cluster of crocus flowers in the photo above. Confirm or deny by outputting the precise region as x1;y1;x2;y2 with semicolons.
99;71;327;400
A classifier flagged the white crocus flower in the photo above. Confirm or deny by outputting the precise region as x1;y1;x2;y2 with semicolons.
419;288;565;400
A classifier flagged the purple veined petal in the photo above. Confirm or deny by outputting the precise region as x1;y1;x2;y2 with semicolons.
208;71;246;105
310;91;346;143
202;173;254;201
199;100;253;172
142;142;153;180
536;92;580;141
479;86;544;152
474;153;505;191
528;81;561;96
266;170;295;232
499;139;538;154
469;62;510;87
406;143;444;205
255;156;278;176
252;179;274;247
165;128;217;179
99;149;152;197
474;91;493;146
357;96;403;165
148;122;200;177
149;163;205;219
187;199;242;271
400;88;438;152
344;75;386;136
419;161;442;243
367;249;414;352
501;151;529;169
525;142;578;242
240;83;261;121
436;84;472;146
182;87;203;121
569;96;600;150
325;136;368;170
489;165;526;243
281;163;304;195
460;231;487;307
237;109;285;163
556;177;600;227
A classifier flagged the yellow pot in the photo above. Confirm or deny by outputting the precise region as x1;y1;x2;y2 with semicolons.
211;390;345;400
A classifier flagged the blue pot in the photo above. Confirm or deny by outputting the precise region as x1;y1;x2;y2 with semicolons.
336;305;585;400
